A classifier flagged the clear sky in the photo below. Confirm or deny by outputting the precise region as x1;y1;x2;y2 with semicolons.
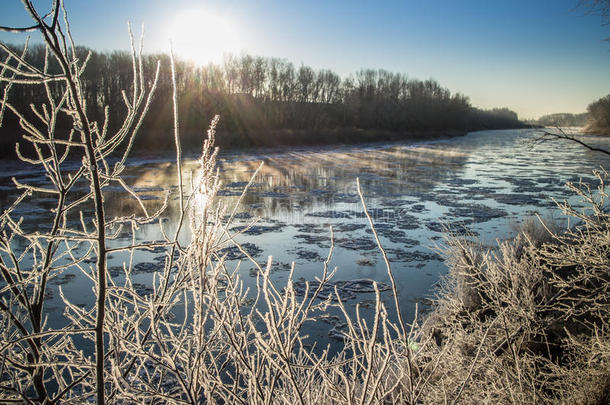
1;0;608;119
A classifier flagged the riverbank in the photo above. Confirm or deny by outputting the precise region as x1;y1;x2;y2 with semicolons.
129;124;531;157
0;124;528;160
179;127;469;150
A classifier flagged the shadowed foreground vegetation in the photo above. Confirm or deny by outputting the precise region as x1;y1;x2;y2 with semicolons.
0;2;607;403
0;42;525;158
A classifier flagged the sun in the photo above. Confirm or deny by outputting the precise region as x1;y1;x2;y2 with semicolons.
166;9;241;66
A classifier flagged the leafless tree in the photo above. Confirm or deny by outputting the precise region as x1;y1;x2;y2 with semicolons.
0;0;164;402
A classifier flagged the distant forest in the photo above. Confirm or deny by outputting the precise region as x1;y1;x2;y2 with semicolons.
0;44;526;156
529;94;610;136
533;112;590;127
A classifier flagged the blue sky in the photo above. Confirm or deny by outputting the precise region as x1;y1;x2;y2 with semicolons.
1;0;608;119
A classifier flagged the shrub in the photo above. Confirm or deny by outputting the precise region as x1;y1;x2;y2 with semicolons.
417;170;610;404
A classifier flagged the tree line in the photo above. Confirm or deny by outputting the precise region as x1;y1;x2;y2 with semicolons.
527;94;610;135
0;44;525;156
533;112;590;127
586;93;610;135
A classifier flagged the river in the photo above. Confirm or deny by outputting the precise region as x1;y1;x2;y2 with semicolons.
1;128;608;346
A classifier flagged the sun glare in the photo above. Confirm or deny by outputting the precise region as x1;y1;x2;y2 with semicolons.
167;9;241;66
